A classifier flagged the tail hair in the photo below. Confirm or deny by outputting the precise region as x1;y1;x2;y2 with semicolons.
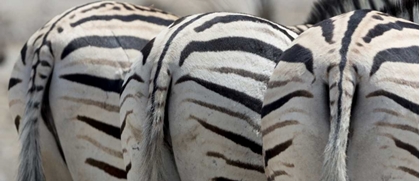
321;69;357;181
139;66;180;181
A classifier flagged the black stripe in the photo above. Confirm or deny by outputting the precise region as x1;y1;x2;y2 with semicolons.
211;177;237;181
125;162;132;172
179;37;283;66
116;2;134;11
20;43;28;65
363;21;419;43
77;115;120;139
150;13;212;114
60;74;122;94
313;18;335;44
370;46;418;76
176;75;262;114
206;151;264;173
336;10;369;138
192;115;262;155
14;116;20;131
210;67;269;83
70;14;174;28
264;139;293;167
141;38;155;65
121;74;144;94
261;90;314;117
194;14;294;41
85;158;126;179
61;36;148;60
42;74;67;164
277;44;314;74
385;134;419;159
80;2;114;13
366;90;419;115
368;0;378;10
8;78;22;90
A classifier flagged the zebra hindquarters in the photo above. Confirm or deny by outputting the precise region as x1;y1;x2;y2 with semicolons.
261;48;330;180
344;19;419;181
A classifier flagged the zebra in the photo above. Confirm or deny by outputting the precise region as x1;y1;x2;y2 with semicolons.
261;9;418;181
119;12;298;180
7;1;177;181
287;0;419;35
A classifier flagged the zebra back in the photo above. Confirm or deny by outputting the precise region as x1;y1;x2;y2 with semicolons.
8;1;177;181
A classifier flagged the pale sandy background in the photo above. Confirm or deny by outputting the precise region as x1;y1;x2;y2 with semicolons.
0;0;315;180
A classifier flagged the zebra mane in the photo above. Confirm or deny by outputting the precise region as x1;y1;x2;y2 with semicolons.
305;0;419;24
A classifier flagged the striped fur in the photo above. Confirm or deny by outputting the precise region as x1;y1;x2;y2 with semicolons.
262;10;418;181
8;1;177;181
119;12;297;180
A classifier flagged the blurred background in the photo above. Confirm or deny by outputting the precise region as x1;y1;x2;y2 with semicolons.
0;0;316;180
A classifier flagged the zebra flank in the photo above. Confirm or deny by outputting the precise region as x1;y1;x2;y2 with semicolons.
119;12;297;181
262;10;418;181
8;1;177;181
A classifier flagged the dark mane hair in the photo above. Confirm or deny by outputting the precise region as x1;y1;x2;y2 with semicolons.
305;0;419;24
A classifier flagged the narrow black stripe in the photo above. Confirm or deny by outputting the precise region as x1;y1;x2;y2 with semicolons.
85;158;126;179
150;13;211;114
8;78;22;90
206;151;264;173
210;67;269;83
80;2;114;13
120;119;126;137
121;74;144;94
398;166;419;178
20;43;28;65
370;46;418;76
277;44;314;74
141;38;155;65
179;37;283;66
261;90;314;117
363;21;419;43
194;14;294;41
212;177;237;181
116;2;134;11
61;36;148;60
70;14;174;28
14;116;20;131
77;115;120;139
125;162;132;173
60;74;123;94
264;139;293;167
366;90;419;115
192;115;262;155
176;75;262;114
386;134;419;158
336;10;369;138
32;34;44;46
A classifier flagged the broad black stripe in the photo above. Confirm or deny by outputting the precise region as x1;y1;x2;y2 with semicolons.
8;78;22;90
61;36;148;60
192;115;262;155
313;18;335;44
176;75;262;114
207;151;264;173
150;13;212;112
77;115;120;139
370;46;419;76
60;74;123;94
20;43;28;65
85;158;126;179
81;2;114;13
363;21;419;43
70;14;174;28
335;10;369;137
141;38;155;64
277;44;314;74
179;37;283;66
261;90;314;117
264;139;293;167
121;74;144;94
194;14;294;41
366;90;419;115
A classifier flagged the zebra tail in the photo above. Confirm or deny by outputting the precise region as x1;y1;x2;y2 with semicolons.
321;68;357;181
140;65;179;181
18;48;53;181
